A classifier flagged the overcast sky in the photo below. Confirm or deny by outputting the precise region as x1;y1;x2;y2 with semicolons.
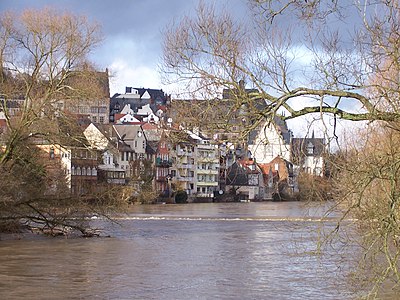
0;0;249;96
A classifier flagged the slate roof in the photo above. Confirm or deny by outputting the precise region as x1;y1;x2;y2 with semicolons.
247;116;292;145
226;159;260;186
291;137;325;159
110;87;169;121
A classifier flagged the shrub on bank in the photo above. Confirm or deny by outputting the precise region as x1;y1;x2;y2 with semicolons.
175;190;188;203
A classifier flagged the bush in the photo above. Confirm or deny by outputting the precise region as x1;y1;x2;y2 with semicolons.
174;190;188;203
297;172;332;202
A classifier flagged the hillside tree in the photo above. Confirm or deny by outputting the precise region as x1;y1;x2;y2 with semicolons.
0;8;122;236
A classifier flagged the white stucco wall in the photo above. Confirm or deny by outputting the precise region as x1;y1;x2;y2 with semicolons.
304;156;324;176
248;123;291;164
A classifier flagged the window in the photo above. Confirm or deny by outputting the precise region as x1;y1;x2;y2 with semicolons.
99;116;105;123
307;142;314;155
92;116;97;123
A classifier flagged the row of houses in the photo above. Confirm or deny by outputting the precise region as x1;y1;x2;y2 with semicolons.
0;68;326;202
33;121;324;202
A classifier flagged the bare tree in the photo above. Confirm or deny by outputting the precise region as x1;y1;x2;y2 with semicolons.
0;8;122;236
162;0;400;297
162;1;400;126
332;125;400;297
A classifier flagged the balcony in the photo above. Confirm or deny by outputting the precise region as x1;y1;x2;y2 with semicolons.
177;150;193;157
176;176;194;182
196;181;219;187
156;157;172;168
197;169;219;175
180;164;194;169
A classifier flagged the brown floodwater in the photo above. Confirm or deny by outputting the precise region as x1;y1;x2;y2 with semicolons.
0;202;394;299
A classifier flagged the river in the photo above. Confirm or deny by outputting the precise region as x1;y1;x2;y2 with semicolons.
0;202;389;299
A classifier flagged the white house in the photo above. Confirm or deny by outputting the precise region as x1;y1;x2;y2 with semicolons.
291;135;325;176
120;103;135;115
83;123;125;184
113;124;147;178
248;117;292;164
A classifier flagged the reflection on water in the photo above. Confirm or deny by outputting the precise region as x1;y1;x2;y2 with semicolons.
0;202;373;299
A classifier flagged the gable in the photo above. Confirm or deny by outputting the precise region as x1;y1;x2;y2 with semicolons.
83;123;109;150
117;114;141;124
292;137;325;158
141;90;151;100
120;103;134;115
137;103;154;116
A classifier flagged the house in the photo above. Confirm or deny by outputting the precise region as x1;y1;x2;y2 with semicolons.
154;131;172;199
194;136;220;201
258;164;279;200
69;146;100;195
259;155;296;200
169;137;196;199
225;158;264;201
38;143;100;196
110;87;170;123
0;97;25;118
83;123;125;185
292;133;325;176
112;124;147;178
35;143;72;195
62;68;111;125
168;128;220;202
248;116;292;164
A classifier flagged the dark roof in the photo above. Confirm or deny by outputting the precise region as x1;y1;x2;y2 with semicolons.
146;140;158;155
222;88;259;100
226;161;249;186
110;87;169;118
292;137;325;159
274;116;292;144
247;116;292;145
226;159;260;185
